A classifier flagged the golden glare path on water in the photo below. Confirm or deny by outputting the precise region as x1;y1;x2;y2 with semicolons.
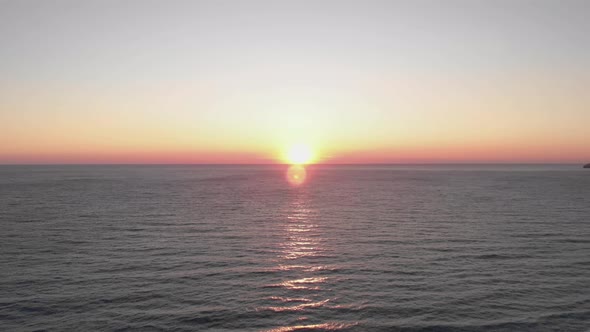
260;186;358;331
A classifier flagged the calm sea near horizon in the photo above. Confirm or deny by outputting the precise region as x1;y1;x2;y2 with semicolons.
1;164;589;331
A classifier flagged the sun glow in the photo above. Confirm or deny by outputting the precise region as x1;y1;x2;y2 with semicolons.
283;144;315;186
285;144;314;165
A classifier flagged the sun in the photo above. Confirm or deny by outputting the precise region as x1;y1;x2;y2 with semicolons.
285;144;314;165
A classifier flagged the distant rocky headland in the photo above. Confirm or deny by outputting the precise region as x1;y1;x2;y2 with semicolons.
584;164;590;168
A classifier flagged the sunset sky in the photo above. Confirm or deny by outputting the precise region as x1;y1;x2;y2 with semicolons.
1;0;588;164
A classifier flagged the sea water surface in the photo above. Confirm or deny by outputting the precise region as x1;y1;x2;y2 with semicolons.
0;165;589;331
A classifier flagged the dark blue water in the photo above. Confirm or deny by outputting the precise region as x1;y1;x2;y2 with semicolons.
1;165;589;331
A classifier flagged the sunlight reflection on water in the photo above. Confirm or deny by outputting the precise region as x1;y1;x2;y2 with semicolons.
286;165;307;186
260;189;356;331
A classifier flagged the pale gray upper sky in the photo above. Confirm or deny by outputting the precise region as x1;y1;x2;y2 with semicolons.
2;0;589;82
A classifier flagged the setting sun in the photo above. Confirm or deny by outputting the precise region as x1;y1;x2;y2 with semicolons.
285;144;314;165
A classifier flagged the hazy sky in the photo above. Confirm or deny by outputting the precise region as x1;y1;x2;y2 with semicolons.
1;0;588;163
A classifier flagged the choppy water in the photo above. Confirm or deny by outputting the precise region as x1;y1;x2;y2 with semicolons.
1;165;589;331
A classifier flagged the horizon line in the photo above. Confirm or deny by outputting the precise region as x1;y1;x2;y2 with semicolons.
0;162;585;166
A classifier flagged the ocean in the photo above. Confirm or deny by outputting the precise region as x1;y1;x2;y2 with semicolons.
1;164;589;331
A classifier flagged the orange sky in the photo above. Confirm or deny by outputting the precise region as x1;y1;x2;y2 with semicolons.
1;1;589;164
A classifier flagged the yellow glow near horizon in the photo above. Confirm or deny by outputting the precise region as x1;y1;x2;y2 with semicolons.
285;144;314;165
